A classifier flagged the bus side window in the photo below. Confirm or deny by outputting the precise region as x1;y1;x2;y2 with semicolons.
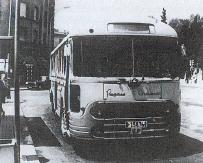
60;48;63;75
54;54;56;76
63;56;66;75
59;50;61;74
56;53;58;74
51;56;54;75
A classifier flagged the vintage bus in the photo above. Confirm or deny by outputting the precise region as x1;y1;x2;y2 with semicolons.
49;17;186;143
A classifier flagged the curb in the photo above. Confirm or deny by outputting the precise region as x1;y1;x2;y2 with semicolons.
20;116;40;163
21;145;40;163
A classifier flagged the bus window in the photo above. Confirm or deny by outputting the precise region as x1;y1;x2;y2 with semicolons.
56;53;58;74
60;49;63;74
72;36;181;78
51;56;54;74
133;38;181;78
73;36;132;77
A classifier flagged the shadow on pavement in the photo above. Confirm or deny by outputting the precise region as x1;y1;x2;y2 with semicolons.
0;116;15;139
73;134;203;162
36;149;50;163
26;117;61;147
38;156;49;163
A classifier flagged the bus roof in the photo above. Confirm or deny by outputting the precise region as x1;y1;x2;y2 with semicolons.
66;17;177;37
51;18;177;55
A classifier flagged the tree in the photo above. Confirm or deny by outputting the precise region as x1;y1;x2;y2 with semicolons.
169;14;203;67
161;8;167;24
189;15;202;62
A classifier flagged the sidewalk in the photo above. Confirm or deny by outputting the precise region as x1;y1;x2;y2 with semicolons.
0;92;40;163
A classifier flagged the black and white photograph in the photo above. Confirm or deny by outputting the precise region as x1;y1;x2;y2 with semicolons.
0;0;203;162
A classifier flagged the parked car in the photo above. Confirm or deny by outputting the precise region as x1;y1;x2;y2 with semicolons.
25;76;50;90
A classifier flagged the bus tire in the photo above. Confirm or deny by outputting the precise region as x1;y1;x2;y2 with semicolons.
51;102;55;113
50;93;55;113
60;99;72;143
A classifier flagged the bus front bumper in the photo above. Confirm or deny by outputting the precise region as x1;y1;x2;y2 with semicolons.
69;100;181;141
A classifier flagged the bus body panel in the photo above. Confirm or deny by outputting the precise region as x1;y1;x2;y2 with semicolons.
71;79;180;109
66;79;181;140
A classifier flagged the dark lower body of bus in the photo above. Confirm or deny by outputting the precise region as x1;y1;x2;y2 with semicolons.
68;100;181;143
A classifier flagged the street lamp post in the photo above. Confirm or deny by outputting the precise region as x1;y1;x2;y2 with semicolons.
8;0;12;36
14;0;20;162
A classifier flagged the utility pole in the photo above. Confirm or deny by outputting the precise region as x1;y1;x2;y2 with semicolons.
14;0;21;162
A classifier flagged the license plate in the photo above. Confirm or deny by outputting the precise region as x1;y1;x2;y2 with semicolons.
125;121;148;129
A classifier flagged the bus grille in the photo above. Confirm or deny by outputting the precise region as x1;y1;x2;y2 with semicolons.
90;101;177;139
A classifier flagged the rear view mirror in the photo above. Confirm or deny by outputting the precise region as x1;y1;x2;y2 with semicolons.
181;44;186;56
178;45;188;79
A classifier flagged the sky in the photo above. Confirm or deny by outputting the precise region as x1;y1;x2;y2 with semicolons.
55;0;203;32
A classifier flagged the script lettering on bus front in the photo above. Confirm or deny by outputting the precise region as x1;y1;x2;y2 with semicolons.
137;84;161;96
106;89;125;98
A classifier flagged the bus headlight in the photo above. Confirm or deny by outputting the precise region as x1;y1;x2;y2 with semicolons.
90;107;103;118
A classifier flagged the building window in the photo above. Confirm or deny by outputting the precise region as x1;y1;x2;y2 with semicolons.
20;27;28;41
34;6;39;20
0;2;2;20
43;32;47;45
44;11;47;27
33;30;39;44
20;3;27;17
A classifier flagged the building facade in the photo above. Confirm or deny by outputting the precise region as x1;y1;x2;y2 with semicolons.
0;0;55;84
0;0;12;59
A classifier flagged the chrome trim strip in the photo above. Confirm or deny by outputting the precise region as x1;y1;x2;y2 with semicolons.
104;124;125;127
92;116;164;121
69;128;89;134
142;128;168;132
103;122;166;127
103;129;168;134
69;123;89;129
104;131;129;134
92;135;167;139
148;122;166;125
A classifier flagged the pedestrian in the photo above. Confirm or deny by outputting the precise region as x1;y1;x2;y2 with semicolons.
0;79;6;118
185;70;191;84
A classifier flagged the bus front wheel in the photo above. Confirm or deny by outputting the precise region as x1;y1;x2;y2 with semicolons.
60;100;72;143
50;92;55;113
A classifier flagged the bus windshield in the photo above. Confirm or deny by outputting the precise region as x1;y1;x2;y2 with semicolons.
73;36;181;78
